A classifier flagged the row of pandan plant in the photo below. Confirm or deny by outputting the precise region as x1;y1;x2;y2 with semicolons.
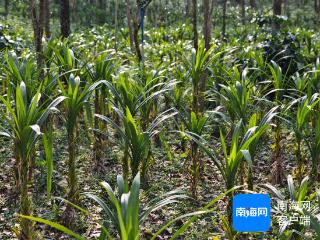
1;31;320;239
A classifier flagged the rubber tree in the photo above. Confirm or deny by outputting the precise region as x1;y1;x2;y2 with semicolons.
250;0;256;8
186;0;191;17
241;0;245;25
315;0;320;13
44;0;50;38
199;0;214;113
125;0;135;51
4;0;9;17
273;0;282;30
192;0;198;50
30;0;45;68
60;0;70;38
125;0;152;61
222;0;227;38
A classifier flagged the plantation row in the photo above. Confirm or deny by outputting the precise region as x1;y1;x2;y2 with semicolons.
1;19;320;239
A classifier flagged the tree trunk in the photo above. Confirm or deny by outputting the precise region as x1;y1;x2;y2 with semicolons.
273;0;282;31
250;0;256;8
192;0;198;50
30;0;45;69
133;22;142;62
203;0;212;50
199;0;212;120
186;0;191;17
4;0;9;17
222;0;227;38
132;0;152;62
98;0;106;23
125;0;135;52
60;0;70;38
315;0;320;13
241;0;245;25
115;0;119;51
44;0;51;38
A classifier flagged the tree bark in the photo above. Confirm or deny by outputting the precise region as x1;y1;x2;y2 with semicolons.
4;0;9;17
133;18;142;62
30;0;45;68
44;0;51;38
250;0;256;8
131;0;152;62
60;0;70;38
222;0;227;38
186;0;191;17
192;0;198;50
273;0;282;31
98;0;105;23
203;0;212;50
115;0;119;51
315;0;320;13
199;0;212;123
241;0;245;25
125;0;135;52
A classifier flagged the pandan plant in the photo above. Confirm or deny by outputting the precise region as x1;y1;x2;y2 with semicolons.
0;82;65;239
101;73;177;183
86;52;117;168
58;73;106;222
286;93;319;181
180;110;207;197
266;60;288;185
21;173;187;240
263;175;314;239
186;115;273;222
96;106;176;184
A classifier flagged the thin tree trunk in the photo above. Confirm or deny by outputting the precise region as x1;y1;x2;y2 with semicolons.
125;0;135;52
44;0;51;38
222;0;227;38
133;22;142;61
60;0;70;38
132;0;152;62
30;0;45;69
186;0;191;17
115;0;119;51
133;2;145;62
250;0;256;8
192;0;198;50
284;0;289;15
4;0;9;17
315;0;320;13
98;0;106;23
273;0;282;31
241;0;245;25
201;0;212;109
198;0;212;177
203;0;212;50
